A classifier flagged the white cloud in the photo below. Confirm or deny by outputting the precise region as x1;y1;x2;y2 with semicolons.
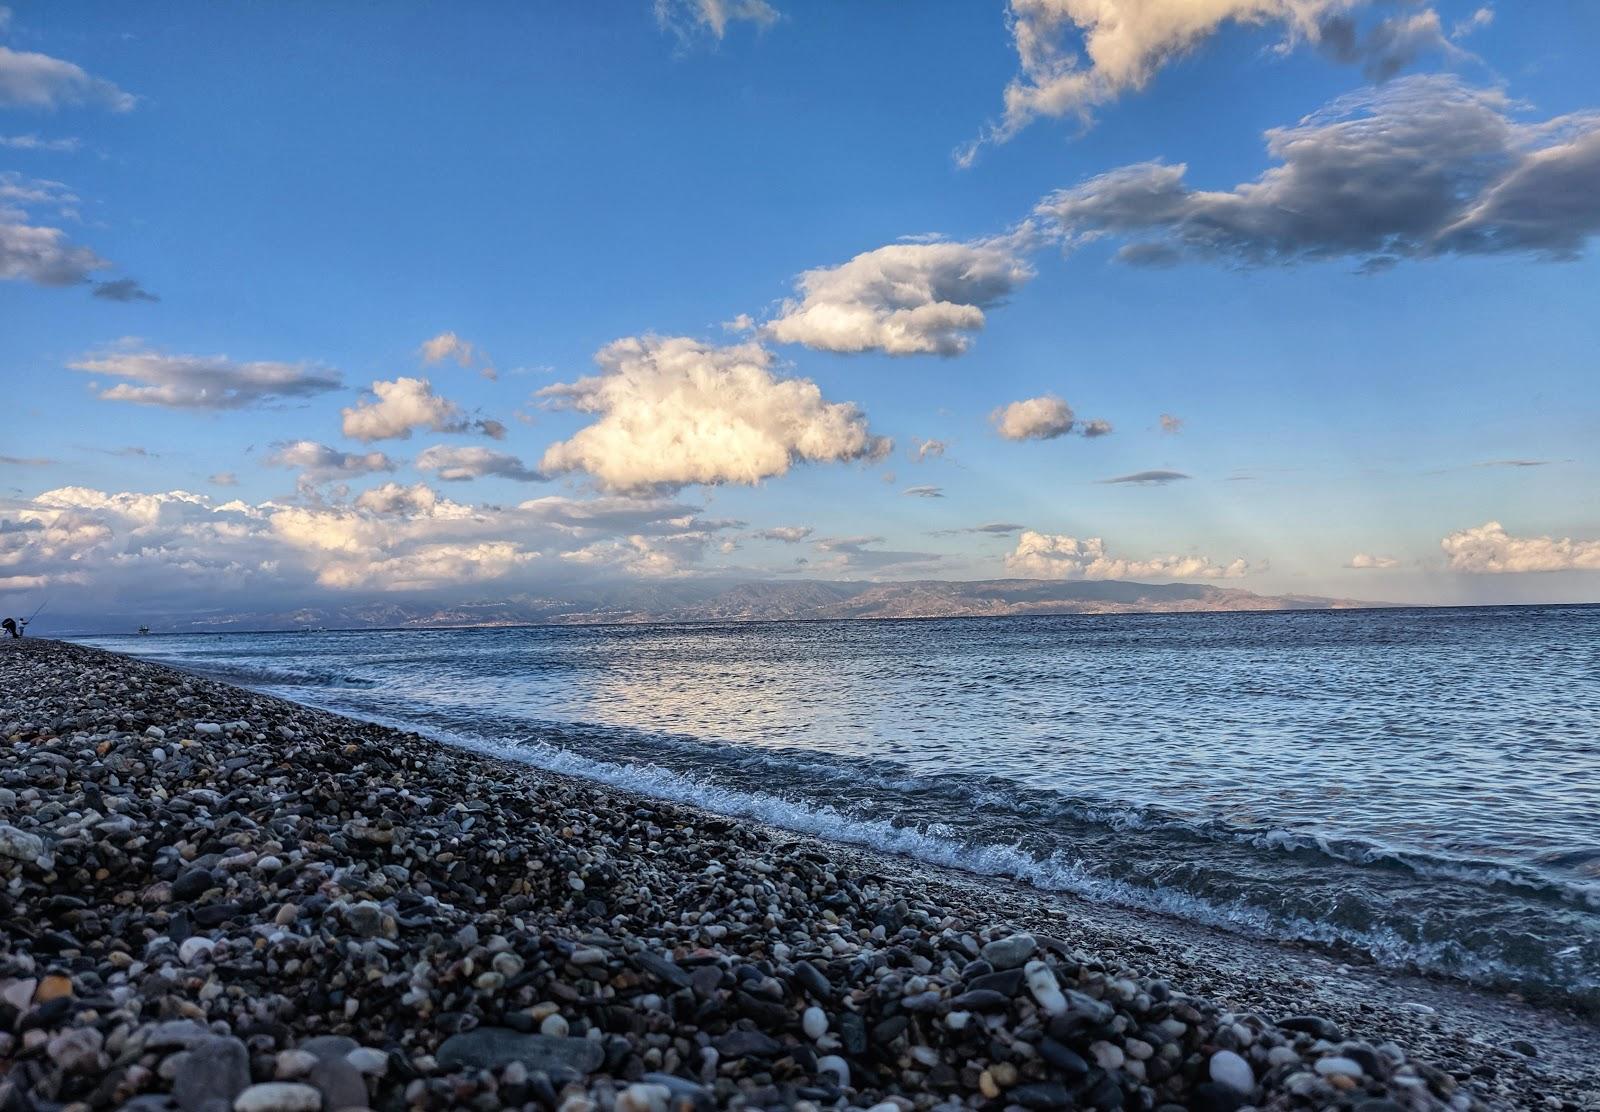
1;172;107;287
753;525;812;543
1159;412;1184;434
420;331;474;366
961;1;1462;163
992;394;1075;440
416;444;544;483
1039;77;1600;268
0;43;136;112
655;0;779;44
341;377;500;441
903;485;944;498
538;335;889;493
1441;521;1600;573
0;481;740;609
1346;552;1400;569
761;238;1034;356
1007;530;1249;580
209;472;238;487
266;440;397;481
912;438;947;463
0;133;80;152
70;349;342;409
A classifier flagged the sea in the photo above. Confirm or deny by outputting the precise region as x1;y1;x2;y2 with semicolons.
80;605;1600;1015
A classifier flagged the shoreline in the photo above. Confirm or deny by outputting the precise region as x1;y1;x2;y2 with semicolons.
2;639;1594;1111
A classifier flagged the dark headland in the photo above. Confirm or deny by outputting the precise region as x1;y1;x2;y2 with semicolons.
1;640;1594;1112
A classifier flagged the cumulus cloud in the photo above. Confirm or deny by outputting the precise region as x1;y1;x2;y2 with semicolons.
761;238;1034;356
416;444;545;483
265;440;397;481
992;395;1082;440
0;43;137;112
655;0;779;44
538;335;889;493
419;330;497;379
340;377;500;442
70;349;342;409
911;438;947;463
1346;552;1400;568
753;525;812;543
1441;521;1600;573
1101;469;1189;484
0;480;738;608
960;1;1465;163
1038;77;1600;269
903;485;944;498
1007;530;1249;580
91;277;158;302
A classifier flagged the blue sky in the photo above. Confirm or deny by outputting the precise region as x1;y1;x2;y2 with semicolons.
3;0;1598;620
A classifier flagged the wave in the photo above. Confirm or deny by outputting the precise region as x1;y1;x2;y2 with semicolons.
133;654;379;690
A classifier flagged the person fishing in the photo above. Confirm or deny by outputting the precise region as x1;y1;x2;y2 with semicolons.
2;617;19;639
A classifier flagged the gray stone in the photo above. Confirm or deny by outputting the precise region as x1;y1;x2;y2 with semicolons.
981;932;1037;970
435;1028;604;1075
175;1036;250;1112
0;824;44;864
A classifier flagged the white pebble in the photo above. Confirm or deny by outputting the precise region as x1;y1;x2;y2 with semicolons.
944;1010;972;1031
1023;960;1067;1017
1089;1040;1124;1070
1209;1049;1255;1094
1315;1055;1365;1078
540;1013;570;1037
816;1054;850;1088
802;1006;828;1041
178;937;215;965
233;1082;322;1112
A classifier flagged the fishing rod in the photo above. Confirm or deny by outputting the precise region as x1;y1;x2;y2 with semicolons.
20;597;47;631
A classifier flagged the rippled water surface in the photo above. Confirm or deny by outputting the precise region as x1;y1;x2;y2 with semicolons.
82;606;1600;1012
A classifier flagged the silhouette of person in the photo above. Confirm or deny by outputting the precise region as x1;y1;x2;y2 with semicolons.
2;618;19;639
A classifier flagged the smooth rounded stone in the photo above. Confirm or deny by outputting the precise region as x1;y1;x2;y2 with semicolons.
949;988;1009;1012
540;1013;570;1037
1010;1081;1072;1109
1509;1039;1538;1057
617;1082;672;1112
815;1054;850;1088
1278;1014;1343;1041
966;967;1025;996
195;722;224;736
639;1073;710;1106
944;1010;972;1031
343;901;384;938
1187;1081;1247;1112
1314;1055;1366;1079
175;1035;250;1112
1208;1049;1255;1095
793;960;833;1001
802;1006;828;1040
981;932;1037;970
1037;1038;1089;1077
1024;960;1068;1016
439;1028;606;1075
274;1050;317;1080
1089;1040;1124;1070
0;823;45;864
232;1083;321;1112
178;937;216;965
172;867;214;902
632;950;692;989
344;1047;388;1076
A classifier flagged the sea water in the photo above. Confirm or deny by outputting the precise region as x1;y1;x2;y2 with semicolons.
82;605;1600;1013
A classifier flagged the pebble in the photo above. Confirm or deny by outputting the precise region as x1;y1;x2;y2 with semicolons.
1209;1049;1255;1094
802;1005;828;1040
232;1082;323;1112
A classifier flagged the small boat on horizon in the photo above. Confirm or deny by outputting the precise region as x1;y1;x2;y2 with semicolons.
137;625;150;635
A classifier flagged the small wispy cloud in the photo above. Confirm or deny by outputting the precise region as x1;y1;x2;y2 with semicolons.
902;484;944;498
1100;469;1190;485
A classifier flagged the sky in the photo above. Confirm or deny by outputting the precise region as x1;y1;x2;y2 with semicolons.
3;0;1599;626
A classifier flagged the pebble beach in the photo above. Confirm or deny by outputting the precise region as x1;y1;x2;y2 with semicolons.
1;639;1595;1112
